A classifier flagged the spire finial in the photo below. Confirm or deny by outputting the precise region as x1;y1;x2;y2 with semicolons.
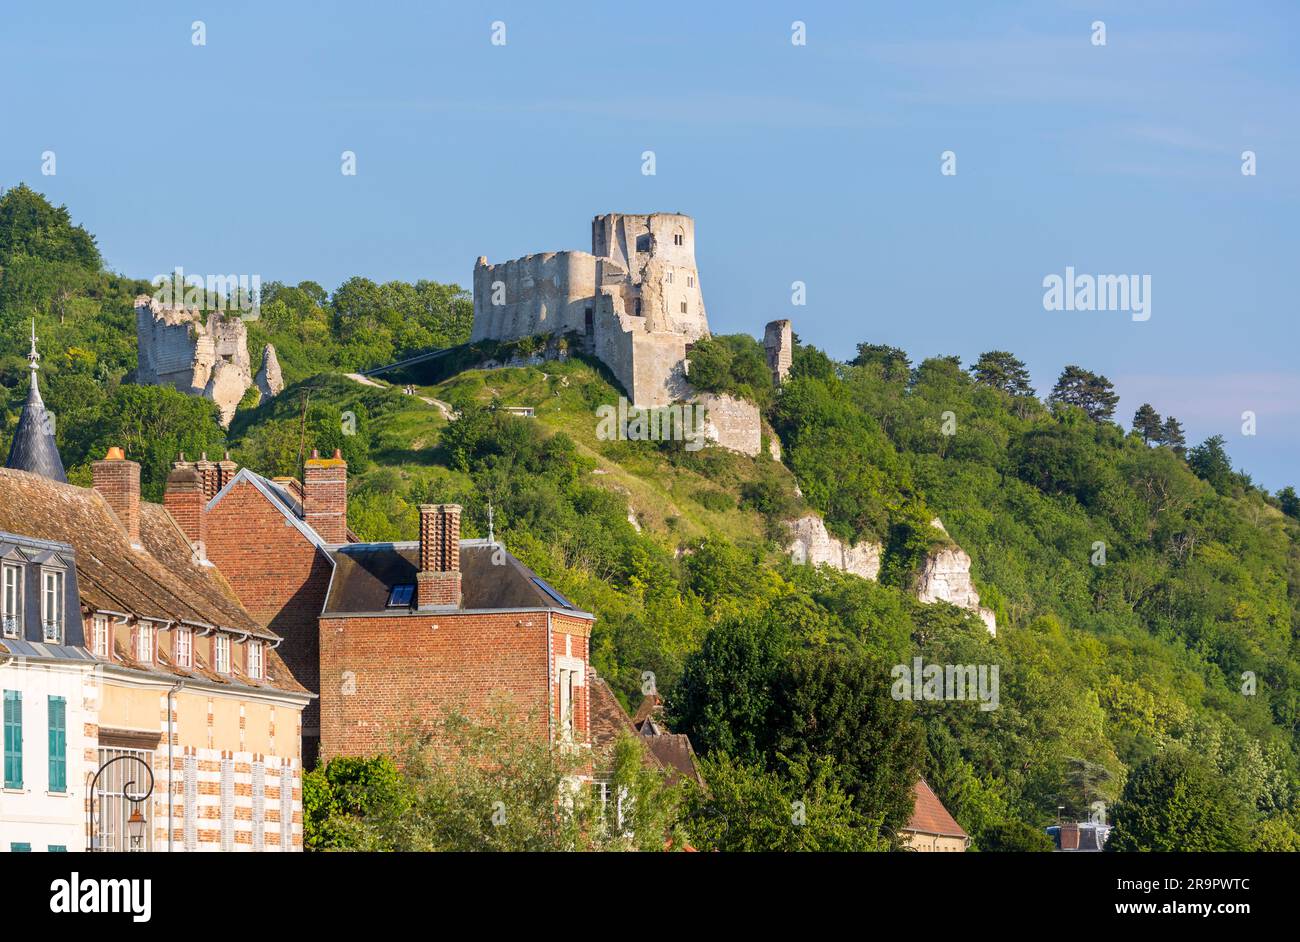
27;319;40;373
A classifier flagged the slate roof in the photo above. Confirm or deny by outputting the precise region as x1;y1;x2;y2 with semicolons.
904;779;968;839
4;368;66;482
322;539;593;616
0;466;307;696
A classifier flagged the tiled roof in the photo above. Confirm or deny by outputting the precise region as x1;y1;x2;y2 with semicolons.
0;466;307;696
640;733;701;785
322;540;594;616
588;669;664;772
632;693;663;729
904;779;968;839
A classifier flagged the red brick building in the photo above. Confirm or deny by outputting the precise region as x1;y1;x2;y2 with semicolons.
172;450;594;765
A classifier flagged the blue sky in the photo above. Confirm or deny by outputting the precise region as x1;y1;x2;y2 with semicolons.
2;1;1296;488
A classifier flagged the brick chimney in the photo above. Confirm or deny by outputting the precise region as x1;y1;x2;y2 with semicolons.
303;448;348;544
417;503;462;609
195;452;219;500
163;465;207;552
93;447;141;547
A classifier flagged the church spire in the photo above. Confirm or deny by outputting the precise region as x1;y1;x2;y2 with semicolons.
4;320;67;482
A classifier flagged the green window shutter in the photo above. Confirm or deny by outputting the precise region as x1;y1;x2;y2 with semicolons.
48;696;66;792
10;843;30;852
3;690;21;790
48;845;66;852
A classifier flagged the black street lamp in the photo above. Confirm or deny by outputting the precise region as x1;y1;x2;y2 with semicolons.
86;754;154;852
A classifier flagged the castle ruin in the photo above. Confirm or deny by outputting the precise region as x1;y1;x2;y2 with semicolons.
134;296;283;427
473;212;710;409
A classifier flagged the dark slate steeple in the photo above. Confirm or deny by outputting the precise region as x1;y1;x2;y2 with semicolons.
5;320;67;482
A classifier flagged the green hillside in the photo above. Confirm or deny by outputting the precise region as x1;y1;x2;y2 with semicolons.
4;184;1299;852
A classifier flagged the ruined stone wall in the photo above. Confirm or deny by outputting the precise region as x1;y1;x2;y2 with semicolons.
764;319;793;384
135;295;278;428
697;392;762;457
471;213;710;408
471;251;598;342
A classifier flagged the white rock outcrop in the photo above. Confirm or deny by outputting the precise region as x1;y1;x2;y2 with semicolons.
697;392;762;457
785;513;882;581
255;344;284;399
135;295;281;428
916;518;997;635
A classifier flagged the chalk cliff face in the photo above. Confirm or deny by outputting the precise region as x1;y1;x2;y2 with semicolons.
916;519;997;635
784;513;997;635
785;513;882;581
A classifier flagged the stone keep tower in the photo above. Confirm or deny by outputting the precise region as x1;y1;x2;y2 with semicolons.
472;213;711;407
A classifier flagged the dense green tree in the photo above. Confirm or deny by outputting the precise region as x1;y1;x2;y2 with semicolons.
852;343;911;384
1188;435;1233;494
1278;486;1300;519
1048;365;1119;422
1131;403;1162;444
1107;751;1252;851
683;753;883;851
970;350;1035;398
0;183;101;271
1156;415;1187;456
979;820;1055;852
772;649;925;836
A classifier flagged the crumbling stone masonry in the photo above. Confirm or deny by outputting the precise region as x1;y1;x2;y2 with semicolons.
134;295;282;427
764;319;793;384
473;213;709;409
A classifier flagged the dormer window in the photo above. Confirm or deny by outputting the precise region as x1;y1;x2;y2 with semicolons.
136;623;154;663
247;640;263;680
92;615;109;658
174;626;193;668
40;568;63;644
214;634;230;674
387;584;415;608
1;564;21;639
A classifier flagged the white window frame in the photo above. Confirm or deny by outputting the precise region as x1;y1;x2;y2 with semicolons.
247;640;263;679
174;627;192;668
92;615;109;658
558;668;576;743
135;622;154;663
40;567;64;644
214;633;230;674
1;563;21;639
